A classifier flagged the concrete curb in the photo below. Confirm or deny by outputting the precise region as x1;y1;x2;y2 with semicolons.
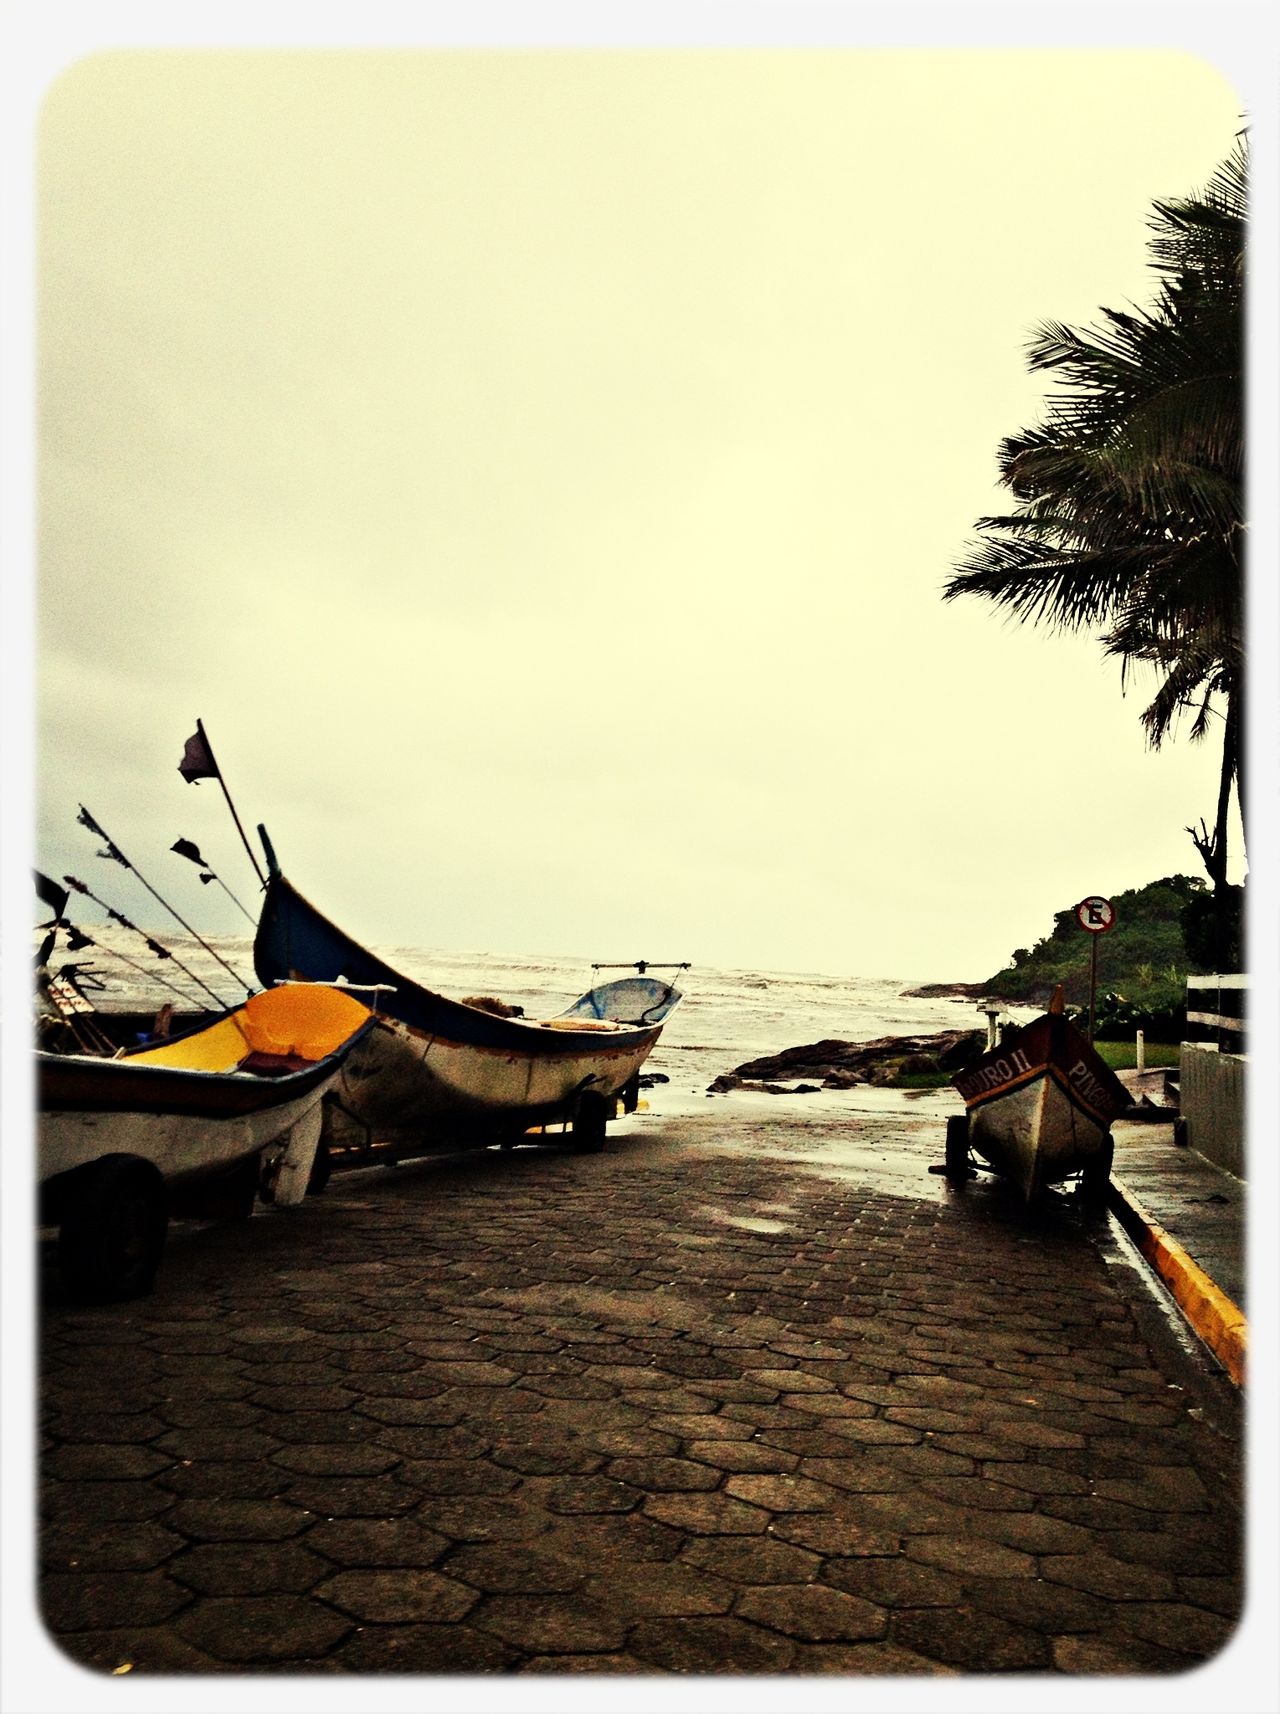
1108;1172;1247;1386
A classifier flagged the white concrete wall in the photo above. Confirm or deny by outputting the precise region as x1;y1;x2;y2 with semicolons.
1179;1041;1247;1177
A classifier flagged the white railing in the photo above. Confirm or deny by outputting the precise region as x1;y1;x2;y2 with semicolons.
1181;974;1247;1176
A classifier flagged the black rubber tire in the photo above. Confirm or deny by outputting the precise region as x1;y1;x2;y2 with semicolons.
57;1155;168;1303
620;1073;642;1115
570;1091;610;1154
944;1114;971;1184
306;1138;332;1196
1078;1132;1115;1205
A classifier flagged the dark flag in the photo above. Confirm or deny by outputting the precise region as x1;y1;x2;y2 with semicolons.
179;727;219;784
34;871;70;923
171;838;209;866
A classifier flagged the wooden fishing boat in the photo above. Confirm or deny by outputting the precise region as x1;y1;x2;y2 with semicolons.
944;992;1129;1201
251;830;683;1156
39;983;375;1300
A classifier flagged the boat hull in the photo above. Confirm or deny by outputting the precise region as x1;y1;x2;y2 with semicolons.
332;1011;665;1140
38;985;375;1206
951;1013;1129;1199
253;871;680;1144
39;1082;332;1207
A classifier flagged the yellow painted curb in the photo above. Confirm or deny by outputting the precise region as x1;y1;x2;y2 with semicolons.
1109;1174;1247;1387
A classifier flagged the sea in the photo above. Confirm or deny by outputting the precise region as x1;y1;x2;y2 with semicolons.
46;925;1035;1118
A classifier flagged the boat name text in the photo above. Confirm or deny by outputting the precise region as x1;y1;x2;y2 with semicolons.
1067;1059;1112;1110
956;1047;1034;1100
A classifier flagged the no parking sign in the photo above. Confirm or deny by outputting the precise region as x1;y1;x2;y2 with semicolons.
1075;896;1116;934
1076;896;1115;1039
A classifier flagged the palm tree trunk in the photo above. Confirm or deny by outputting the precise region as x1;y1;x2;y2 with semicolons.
1211;689;1239;970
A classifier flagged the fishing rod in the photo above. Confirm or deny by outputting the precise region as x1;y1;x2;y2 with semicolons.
170;837;256;925
76;805;254;995
178;719;266;886
35;868;207;1010
62;872;235;1010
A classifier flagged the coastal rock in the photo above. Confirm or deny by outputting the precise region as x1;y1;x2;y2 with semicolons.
706;1029;984;1096
899;982;988;1000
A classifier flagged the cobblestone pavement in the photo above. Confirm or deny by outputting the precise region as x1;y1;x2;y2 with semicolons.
37;1098;1245;1679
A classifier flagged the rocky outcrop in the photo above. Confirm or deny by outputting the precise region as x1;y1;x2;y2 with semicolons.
899;982;990;1000
707;1028;985;1095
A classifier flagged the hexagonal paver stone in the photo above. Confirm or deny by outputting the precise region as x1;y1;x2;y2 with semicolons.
764;1391;868;1422
767;1516;900;1557
791;1641;960;1675
652;1413;751;1441
490;1437;605;1476
442;1542;589;1595
904;1534;1037;1579
45;1411;169;1446
643;1493;771;1535
735;1583;886;1643
398;1458;521;1498
158;1459;290;1500
316;1568;479;1624
686;1441;800;1475
413;1495;552;1545
170;1540;330;1596
1051;1633;1192;1674
680;1535;820;1586
354;1396;463;1426
304;1515;452;1566
577;1562;735;1618
174;1594;353;1664
41;1481;172;1527
519;1652;649;1673
43;1622;226;1676
605;1457;722;1491
40;1570;191;1632
42;1444;173;1482
363;1422;490;1460
280;1476;421;1518
627;1615;796;1673
245;1384;359;1413
328;1621;518;1674
822;1556;963;1610
964;1573;1111;1634
890;1606;1051;1673
165;1499;311;1542
156;1397;265;1430
40;1520;183;1574
1039;1554;1178;1601
542;1475;643;1514
1110;1601;1238;1657
723;1474;834;1512
470;1594;631;1654
270;1443;401;1477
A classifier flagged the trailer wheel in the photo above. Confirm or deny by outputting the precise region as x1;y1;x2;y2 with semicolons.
620;1073;642;1115
944;1114;971;1184
57;1155;168;1303
1078;1133;1115;1205
571;1091;610;1153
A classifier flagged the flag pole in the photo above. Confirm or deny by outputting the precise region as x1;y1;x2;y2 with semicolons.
61;874;234;1009
76;808;254;996
170;840;256;926
192;719;266;887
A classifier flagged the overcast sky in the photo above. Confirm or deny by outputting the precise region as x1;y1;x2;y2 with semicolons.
27;43;1253;982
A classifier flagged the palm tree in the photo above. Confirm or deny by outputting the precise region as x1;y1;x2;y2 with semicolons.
944;136;1246;959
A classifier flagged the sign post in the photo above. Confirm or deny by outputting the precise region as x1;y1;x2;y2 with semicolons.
1074;896;1117;1042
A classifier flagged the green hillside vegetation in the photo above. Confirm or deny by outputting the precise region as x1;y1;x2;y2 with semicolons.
984;875;1210;1040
